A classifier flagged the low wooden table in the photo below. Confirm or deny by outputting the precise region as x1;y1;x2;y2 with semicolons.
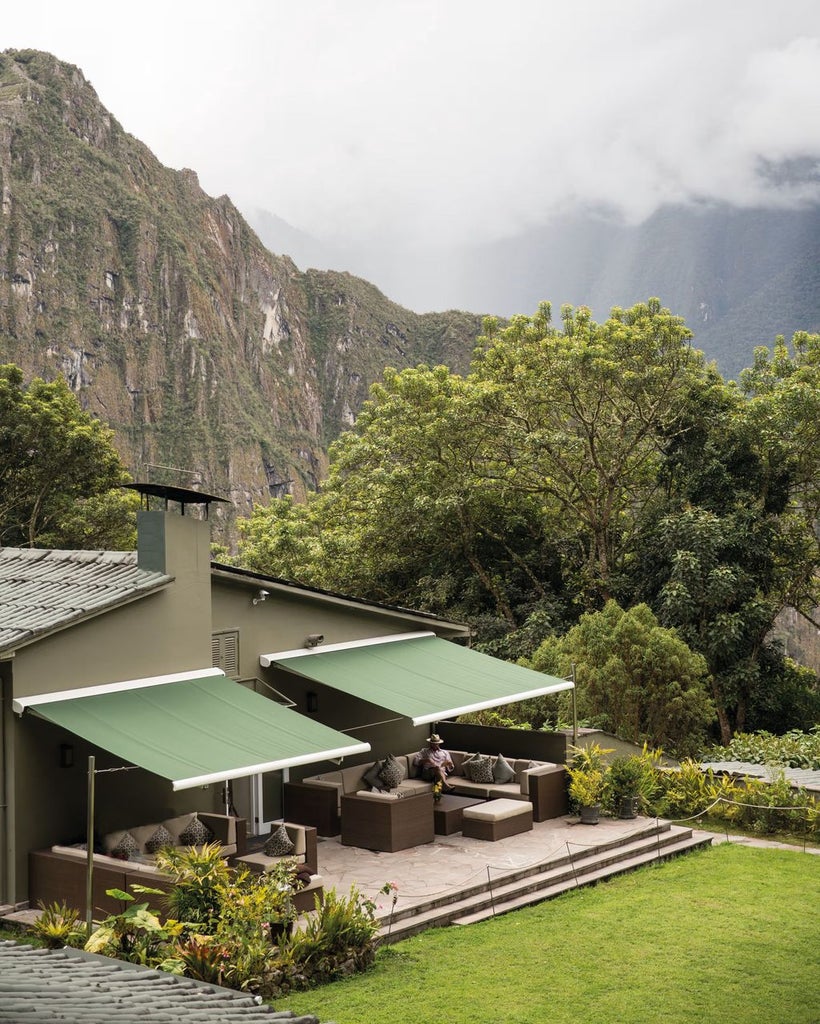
433;794;486;835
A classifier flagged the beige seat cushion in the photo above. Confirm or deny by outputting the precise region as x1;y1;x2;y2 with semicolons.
463;798;532;823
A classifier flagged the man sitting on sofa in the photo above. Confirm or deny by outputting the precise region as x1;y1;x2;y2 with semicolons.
414;733;455;792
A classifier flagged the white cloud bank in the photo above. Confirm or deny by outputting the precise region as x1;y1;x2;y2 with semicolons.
5;0;820;246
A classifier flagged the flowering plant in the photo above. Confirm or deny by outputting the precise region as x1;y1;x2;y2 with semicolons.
379;880;399;906
432;780;443;802
380;881;399;937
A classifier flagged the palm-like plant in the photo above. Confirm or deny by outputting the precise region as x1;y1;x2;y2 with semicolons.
155;841;230;932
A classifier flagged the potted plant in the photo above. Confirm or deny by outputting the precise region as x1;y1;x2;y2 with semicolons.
605;756;643;819
567;742;613;825
568;767;606;824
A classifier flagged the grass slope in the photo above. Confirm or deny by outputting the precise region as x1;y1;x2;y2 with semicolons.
282;844;819;1024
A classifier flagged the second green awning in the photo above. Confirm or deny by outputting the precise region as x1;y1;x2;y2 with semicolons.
265;634;573;726
14;668;370;790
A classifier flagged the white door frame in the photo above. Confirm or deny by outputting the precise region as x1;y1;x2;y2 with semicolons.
249;769;288;835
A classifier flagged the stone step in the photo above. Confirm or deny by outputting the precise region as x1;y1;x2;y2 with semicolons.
379;818;671;927
451;830;713;926
377;824;712;943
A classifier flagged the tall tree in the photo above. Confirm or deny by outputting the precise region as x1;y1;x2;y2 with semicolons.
739;331;820;622
629;342;820;741
528;600;714;758
0;364;136;548
239;365;567;633
470;300;705;604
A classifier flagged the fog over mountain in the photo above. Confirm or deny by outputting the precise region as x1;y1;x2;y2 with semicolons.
250;200;820;380
5;2;820;376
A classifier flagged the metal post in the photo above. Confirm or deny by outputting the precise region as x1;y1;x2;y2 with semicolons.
86;755;95;938
486;865;496;917
571;664;578;748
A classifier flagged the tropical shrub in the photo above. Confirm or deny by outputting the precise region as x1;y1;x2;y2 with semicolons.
84;886;184;964
288;885;380;978
31;900;84;949
154;841;230;932
603;749;663;815
730;773;813;836
654;760;818;839
655;762;742;821
566;742;613;809
78;855;383;999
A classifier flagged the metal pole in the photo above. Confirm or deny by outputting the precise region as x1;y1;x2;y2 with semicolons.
571;664;578;748
86;755;95;938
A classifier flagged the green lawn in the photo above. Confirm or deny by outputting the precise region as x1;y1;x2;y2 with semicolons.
281;844;820;1024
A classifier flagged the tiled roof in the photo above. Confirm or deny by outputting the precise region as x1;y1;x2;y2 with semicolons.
701;760;820;793
0;548;172;654
0;941;320;1023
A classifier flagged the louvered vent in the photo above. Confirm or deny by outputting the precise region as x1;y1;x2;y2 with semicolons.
211;630;239;678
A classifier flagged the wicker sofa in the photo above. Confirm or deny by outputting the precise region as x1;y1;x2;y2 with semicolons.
233;822;323;912
285;749;568;837
29;811;246;917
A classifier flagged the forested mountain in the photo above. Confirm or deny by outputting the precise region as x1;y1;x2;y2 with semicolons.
251;202;820;383
0;50;481;538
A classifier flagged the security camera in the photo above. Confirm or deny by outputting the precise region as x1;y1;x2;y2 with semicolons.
304;633;324;648
252;589;270;605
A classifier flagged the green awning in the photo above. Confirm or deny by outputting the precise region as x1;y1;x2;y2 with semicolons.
263;634;573;726
13;668;370;790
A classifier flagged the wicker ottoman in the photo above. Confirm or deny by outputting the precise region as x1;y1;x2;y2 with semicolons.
461;798;533;841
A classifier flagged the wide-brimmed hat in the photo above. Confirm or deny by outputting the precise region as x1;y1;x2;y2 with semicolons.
427;733;443;744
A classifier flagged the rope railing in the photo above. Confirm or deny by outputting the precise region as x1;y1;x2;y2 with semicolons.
367;793;816;920
367;817;668;910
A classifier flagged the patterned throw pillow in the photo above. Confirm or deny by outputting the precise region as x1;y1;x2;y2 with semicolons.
465;755;495;784
144;824;175;854
378;754;405;790
458;752;480;777
110;831;140;860
363;761;385;791
493;754;516;784
179;816;214;847
263;823;295;857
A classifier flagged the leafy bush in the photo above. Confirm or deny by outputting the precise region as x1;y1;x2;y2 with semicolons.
31;901;84;949
77;855;382;1000
731;774;812;835
655;762;742;821
707;728;820;769
292;884;381;960
84;887;184;964
603;750;662;815
653;760;818;839
154;842;230;932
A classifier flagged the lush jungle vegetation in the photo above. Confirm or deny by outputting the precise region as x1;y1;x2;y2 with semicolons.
233;300;820;751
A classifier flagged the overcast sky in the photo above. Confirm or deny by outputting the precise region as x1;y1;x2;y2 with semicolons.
5;1;820;250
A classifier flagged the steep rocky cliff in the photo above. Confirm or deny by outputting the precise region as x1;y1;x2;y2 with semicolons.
0;50;481;538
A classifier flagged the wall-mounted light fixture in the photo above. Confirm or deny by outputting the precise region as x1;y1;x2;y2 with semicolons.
306;691;319;713
60;743;74;769
252;589;270;606
303;633;324;648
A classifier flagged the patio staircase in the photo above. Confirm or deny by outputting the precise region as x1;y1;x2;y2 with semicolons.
375;819;712;943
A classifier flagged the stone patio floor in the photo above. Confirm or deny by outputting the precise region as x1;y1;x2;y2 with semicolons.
307;814;678;913
3;815;815;933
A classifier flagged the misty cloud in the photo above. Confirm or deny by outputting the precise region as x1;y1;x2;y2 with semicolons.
5;0;820;247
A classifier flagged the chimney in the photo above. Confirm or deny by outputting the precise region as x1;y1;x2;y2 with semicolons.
124;483;228;576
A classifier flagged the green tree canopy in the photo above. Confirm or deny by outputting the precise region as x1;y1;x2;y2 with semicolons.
0;364;136;548
528;601;714;758
470;300;705;604
235;305;819;743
